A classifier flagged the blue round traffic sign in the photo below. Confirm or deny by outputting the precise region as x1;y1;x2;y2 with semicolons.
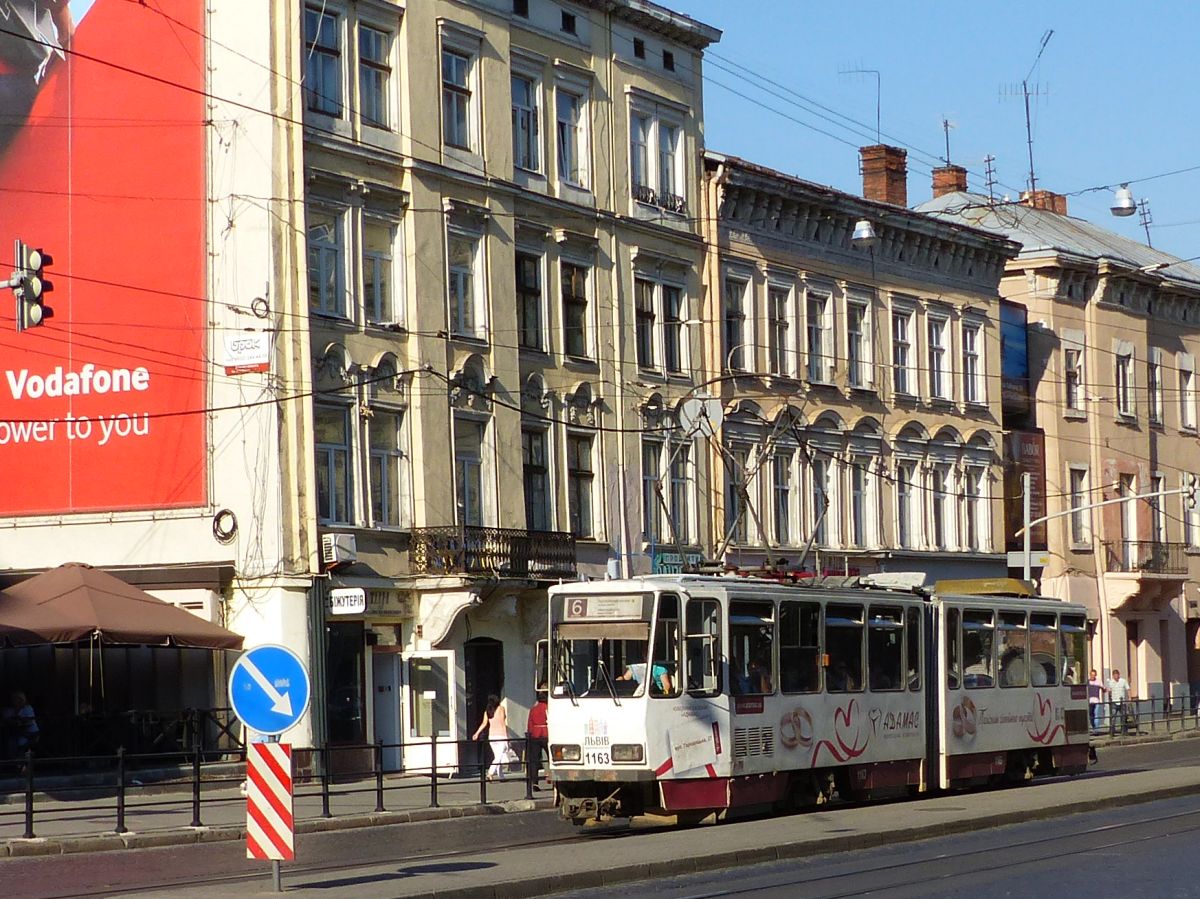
228;644;312;737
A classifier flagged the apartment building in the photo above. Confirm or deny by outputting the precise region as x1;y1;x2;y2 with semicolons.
698;148;1019;580
300;0;718;767
920;178;1200;706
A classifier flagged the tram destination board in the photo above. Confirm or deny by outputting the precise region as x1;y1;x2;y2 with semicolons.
564;595;645;620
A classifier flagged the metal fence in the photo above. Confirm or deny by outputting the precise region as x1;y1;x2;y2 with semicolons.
0;733;547;840
1092;696;1200;737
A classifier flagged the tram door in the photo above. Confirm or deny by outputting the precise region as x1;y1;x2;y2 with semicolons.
400;651;458;774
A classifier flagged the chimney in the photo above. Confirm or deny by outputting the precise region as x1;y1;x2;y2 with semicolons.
1020;189;1068;215
932;164;968;199
860;144;908;207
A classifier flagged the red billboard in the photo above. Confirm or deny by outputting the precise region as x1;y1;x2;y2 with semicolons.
0;0;207;515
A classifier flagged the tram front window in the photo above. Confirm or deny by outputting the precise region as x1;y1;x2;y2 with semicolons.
552;623;651;698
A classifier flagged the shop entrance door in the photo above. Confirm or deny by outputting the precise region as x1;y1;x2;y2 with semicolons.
371;652;402;771
464;638;504;774
400;651;457;774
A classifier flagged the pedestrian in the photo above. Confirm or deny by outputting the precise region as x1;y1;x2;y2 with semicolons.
1107;669;1132;734
1088;669;1105;733
472;694;513;781
3;690;39;760
526;692;549;786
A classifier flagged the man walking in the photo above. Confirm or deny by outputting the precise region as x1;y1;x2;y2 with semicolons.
1107;669;1132;734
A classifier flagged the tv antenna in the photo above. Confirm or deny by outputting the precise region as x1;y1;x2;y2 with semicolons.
984;155;998;204
941;117;956;164
1000;29;1053;193
840;66;881;143
1138;198;1154;247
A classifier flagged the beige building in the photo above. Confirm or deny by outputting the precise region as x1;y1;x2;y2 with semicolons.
696;149;1019;580
297;0;718;765
921;180;1200;706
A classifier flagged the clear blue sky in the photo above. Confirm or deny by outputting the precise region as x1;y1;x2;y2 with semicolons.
673;0;1200;259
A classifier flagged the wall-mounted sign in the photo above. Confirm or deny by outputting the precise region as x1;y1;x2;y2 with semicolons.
222;332;271;376
327;588;366;616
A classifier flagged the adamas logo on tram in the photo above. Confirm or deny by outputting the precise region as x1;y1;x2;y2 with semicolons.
546;573;1090;826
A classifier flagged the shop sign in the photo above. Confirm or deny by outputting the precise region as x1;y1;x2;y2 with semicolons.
327;588;366;616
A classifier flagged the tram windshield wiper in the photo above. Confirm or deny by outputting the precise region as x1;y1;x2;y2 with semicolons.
595;658;622;706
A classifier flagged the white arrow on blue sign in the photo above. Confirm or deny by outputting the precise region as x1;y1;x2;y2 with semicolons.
228;644;312;737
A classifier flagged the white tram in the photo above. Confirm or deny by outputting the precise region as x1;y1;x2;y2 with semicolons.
547;573;1091;824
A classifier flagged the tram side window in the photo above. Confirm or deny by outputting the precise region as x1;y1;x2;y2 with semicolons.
905;606;921;691
729;601;775;695
1030;613;1058;686
825;603;863;692
780;601;820;693
651;593;681;697
867;605;903;691
998;611;1030;687
535;639;549;692
962;609;995;688
1060;614;1087;685
685;598;722;696
946;607;960;689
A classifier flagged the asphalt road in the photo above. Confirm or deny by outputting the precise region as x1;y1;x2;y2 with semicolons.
2;738;1194;898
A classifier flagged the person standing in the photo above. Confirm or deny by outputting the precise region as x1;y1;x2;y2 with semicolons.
1107;669;1132;734
472;694;511;781
5;691;39;760
1088;669;1105;733
526;692;549;785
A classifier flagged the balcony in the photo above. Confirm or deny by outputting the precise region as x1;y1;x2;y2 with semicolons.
1103;540;1189;576
410;526;576;579
633;183;687;215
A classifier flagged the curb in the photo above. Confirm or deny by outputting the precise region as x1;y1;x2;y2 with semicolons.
386;780;1200;899
0;797;555;858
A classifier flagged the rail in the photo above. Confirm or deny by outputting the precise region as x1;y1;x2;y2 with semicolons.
1102;540;1189;574
410;525;576;578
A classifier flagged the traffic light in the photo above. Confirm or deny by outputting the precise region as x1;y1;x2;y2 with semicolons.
1189;474;1198;510
13;239;51;331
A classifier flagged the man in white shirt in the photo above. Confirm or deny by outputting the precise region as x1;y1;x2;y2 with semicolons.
1107;669;1133;734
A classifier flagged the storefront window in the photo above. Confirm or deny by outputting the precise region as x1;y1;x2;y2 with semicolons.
325;621;365;744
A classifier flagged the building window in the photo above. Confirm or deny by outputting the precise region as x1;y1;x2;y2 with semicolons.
1148;355;1162;423
368;408;404;527
723;277;747;371
441;49;473;150
513;0;529;16
849;460;870;547
316;405;353;524
307;207;346;318
633;37;645;59
768;285;791;377
642;437;664;542
562;261;590;357
726;445;749;545
363;219;396;324
773;451;793;545
964;466;985;551
304;7;342;116
669;441;691;544
662;285;683;374
523;428;551;531
567;434;594;538
635;278;656;370
896;461;918;549
807;293;831;382
630;106;685;213
662;50;675;71
1064;347;1083;411
928;316;949;400
511;73;540;172
1069;467;1090;546
892;310;913;396
1181;365;1196;430
634;277;685;374
454;417;485;526
448;232;483;338
359;25;392;129
931;464;952;550
561;11;576;34
962;322;982;404
516;251;543;351
847;301;870;389
810;456;831;546
556;89;586;186
1116;352;1134;416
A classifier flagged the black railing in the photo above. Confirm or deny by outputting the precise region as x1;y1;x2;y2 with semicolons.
632;183;687;214
410;525;576;578
1103;540;1189;574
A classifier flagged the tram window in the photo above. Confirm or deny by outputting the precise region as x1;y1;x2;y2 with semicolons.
685;598;722;696
998;611;1030;687
552;623;650;698
651;594;681;697
1060;614;1087;685
867;606;904;691
946;607;960;689
780;601;820;693
1030;613;1058;686
729;601;775;695
824;603;863;693
962;609;995;688
905;606;921;691
535;639;550;692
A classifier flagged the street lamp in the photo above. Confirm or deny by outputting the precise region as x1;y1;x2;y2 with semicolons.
851;219;878;248
1110;184;1136;217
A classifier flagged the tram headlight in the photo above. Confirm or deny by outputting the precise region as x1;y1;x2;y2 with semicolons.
551;743;581;762
611;744;644;763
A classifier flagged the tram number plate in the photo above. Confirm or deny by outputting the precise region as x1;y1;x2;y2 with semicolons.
584;735;611;766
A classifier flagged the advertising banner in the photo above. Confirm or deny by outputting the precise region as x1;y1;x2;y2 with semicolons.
0;0;207;515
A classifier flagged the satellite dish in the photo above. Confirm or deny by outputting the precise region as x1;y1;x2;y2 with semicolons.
678;396;724;438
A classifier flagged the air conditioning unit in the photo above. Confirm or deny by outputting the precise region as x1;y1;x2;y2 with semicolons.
321;533;357;567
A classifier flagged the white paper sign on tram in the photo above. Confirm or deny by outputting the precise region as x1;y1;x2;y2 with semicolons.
564;595;643;620
670;721;718;774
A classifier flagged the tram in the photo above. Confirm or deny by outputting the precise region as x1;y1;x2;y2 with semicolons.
546;573;1091;825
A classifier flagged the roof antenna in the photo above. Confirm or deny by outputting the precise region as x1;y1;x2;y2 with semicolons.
942;117;954;164
841;66;881;143
984;154;998;205
1000;30;1053;193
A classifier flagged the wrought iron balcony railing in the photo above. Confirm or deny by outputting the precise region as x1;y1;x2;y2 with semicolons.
632;183;687;214
1103;540;1189;575
410;526;576;579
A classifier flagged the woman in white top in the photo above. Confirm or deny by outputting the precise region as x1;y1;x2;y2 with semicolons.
471;694;510;781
